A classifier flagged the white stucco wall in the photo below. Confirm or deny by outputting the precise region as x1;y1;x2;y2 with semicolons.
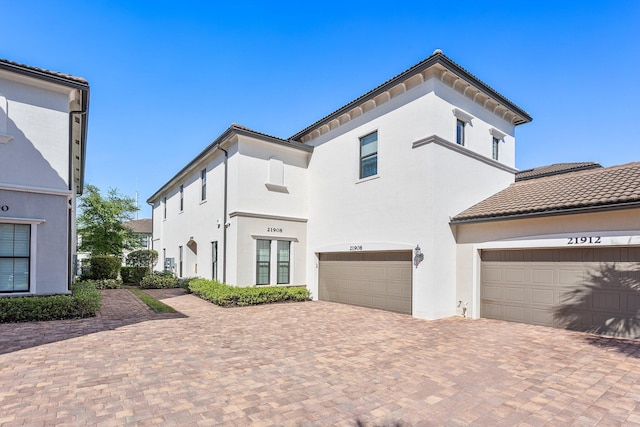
304;75;516;320
0;71;78;295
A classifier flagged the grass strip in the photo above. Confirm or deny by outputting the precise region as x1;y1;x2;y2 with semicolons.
127;287;176;313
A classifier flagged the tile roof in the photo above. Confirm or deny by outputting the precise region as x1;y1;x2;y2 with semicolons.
123;219;152;234
516;162;602;181
0;58;88;86
289;50;532;141
452;162;640;223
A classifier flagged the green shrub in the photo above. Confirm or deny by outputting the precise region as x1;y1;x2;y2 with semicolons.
120;266;149;284
188;279;311;307
0;281;102;323
178;277;198;292
126;249;158;268
86;255;121;280
80;278;123;289
139;272;180;289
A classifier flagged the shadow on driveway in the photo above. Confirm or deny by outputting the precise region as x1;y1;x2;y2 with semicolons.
0;289;186;355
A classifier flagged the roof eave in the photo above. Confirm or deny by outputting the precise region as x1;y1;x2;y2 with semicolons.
290;52;532;141
146;125;313;204
450;201;640;225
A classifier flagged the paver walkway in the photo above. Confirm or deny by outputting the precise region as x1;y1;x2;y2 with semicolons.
1;289;640;426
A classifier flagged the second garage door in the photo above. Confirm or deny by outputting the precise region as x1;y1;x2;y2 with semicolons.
481;247;640;337
318;251;412;314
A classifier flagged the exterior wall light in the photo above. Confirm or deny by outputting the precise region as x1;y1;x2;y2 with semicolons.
414;245;424;268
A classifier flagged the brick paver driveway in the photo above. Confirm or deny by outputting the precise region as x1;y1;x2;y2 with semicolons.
2;290;640;426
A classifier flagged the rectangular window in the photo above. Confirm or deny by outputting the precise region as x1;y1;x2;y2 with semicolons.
256;239;270;285
456;119;465;146
179;185;184;211
163;197;167;219
178;245;183;277
211;241;218;281
492;137;499;160
0;224;30;292
162;248;166;270
201;169;207;201
359;131;378;179
277;240;290;285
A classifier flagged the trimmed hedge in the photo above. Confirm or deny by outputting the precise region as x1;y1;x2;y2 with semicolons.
86;255;121;280
81;278;123;290
139;272;180;289
126;249;158;268
0;281;102;323
188;279;311;307
121;266;149;284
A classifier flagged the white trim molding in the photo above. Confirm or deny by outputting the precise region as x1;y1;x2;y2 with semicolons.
229;211;308;223
0;216;46;225
0;134;12;144
489;128;507;140
0;182;72;197
452;108;474;123
315;241;414;253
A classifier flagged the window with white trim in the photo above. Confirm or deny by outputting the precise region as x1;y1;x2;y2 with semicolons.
256;240;270;285
201;169;207;201
492;137;499;160
277;240;290;284
211;241;218;281
0;224;30;292
456;119;465;146
178;245;183;277
179;185;184;211
359;131;378;179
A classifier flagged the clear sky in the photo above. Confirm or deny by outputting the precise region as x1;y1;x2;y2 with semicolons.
2;1;639;218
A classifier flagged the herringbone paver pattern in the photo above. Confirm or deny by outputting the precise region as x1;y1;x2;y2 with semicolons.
1;289;640;426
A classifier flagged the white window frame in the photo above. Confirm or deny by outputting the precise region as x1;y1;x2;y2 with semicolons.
201;169;207;201
359;130;379;180
0;217;44;294
453;108;473;147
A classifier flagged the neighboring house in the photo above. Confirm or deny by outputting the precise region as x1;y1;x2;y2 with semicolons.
148;50;531;319
0;59;89;295
123;218;152;258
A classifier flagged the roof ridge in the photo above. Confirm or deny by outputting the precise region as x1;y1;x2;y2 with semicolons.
514;162;638;185
0;58;88;85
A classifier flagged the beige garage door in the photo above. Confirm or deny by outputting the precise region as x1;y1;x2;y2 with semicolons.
481;247;640;338
318;251;412;314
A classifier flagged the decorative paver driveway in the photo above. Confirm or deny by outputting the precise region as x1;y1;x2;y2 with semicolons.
1;289;640;426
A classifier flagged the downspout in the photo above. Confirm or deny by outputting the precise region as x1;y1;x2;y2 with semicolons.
217;145;229;283
68;107;88;291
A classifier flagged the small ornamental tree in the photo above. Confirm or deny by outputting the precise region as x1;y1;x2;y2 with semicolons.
126;249;158;269
77;185;139;258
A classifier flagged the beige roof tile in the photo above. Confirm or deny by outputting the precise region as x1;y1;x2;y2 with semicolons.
452;162;640;223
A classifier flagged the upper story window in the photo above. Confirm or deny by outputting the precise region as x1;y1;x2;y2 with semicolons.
456;120;465;146
163;197;167;219
201;169;207;201
453;108;473;147
359;131;378;179
489;128;506;162
179;185;184;211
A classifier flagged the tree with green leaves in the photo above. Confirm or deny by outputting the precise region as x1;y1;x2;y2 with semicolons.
77;185;139;258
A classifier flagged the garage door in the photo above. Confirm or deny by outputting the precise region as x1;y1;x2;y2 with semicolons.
318;251;412;314
481;247;640;338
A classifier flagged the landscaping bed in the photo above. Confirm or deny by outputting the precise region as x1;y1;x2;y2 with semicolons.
0;281;102;323
188;278;311;307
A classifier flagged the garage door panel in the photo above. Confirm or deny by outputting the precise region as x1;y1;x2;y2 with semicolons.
319;251;412;315
482;248;640;339
504;269;526;283
532;269;554;284
532;288;555;305
503;305;526;322
503;287;526;303
531;308;554;326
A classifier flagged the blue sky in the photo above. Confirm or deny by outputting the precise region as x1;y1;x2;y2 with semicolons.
2;1;639;217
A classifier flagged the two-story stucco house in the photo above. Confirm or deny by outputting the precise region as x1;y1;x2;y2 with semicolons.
0;60;89;295
148;50;532;320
